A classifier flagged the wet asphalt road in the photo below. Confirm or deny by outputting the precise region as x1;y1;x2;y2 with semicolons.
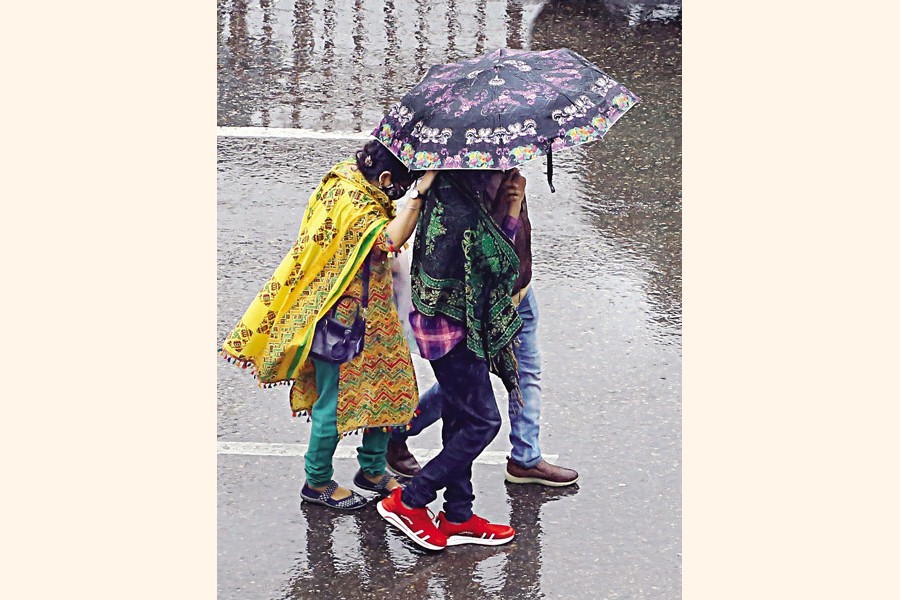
218;1;681;598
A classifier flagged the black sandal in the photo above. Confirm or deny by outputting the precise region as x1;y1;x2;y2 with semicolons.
300;480;369;511
353;469;401;497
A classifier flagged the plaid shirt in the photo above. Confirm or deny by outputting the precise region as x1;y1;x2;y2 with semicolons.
410;216;519;360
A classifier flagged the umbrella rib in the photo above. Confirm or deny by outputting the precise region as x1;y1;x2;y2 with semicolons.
491;66;501;161
504;60;581;148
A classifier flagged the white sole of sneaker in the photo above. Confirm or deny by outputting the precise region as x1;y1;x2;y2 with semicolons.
504;471;579;487
445;533;516;546
376;500;445;552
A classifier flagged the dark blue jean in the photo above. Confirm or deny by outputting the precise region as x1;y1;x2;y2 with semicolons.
396;287;544;468
400;341;502;522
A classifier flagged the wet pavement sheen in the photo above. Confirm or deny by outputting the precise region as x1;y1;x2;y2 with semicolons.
218;1;681;598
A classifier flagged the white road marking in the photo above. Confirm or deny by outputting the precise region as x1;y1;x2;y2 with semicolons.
217;126;373;140
217;441;556;466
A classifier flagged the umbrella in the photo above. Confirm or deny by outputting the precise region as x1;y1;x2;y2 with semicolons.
372;47;640;192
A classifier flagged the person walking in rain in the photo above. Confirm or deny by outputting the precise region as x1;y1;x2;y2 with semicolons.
221;140;435;511
376;169;522;550
368;49;638;500
386;169;579;487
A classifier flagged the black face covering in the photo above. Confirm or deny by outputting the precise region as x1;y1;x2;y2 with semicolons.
381;181;409;201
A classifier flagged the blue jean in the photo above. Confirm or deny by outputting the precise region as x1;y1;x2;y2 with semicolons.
394;287;544;469
400;342;502;522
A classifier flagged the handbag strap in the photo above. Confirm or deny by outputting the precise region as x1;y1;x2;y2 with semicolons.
361;253;370;309
325;254;371;319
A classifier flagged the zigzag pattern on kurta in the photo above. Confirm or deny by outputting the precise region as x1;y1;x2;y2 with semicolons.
290;253;418;434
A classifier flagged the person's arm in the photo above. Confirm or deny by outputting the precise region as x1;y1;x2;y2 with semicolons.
383;170;437;248
501;215;521;240
497;169;526;240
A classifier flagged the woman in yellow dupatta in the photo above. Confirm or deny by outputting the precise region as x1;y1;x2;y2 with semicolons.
221;140;435;511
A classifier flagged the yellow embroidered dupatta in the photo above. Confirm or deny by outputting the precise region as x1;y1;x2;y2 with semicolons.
221;159;418;434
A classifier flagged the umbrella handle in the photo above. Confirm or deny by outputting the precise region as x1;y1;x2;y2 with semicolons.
546;142;556;194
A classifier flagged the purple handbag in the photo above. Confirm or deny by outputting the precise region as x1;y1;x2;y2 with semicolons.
309;257;370;364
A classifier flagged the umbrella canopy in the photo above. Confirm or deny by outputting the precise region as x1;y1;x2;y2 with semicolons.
372;47;640;191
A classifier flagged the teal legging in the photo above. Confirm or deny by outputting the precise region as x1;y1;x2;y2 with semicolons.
305;358;392;487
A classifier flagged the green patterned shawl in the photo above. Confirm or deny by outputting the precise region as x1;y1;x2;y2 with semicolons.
410;172;523;403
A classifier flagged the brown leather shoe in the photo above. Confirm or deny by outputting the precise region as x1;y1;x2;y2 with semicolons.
505;457;579;487
386;439;422;477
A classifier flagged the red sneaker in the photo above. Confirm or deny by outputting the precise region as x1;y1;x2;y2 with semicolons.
437;512;516;546
376;487;447;551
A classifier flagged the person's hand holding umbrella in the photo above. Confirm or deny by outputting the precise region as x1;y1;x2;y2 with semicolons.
497;169;526;221
412;170;438;199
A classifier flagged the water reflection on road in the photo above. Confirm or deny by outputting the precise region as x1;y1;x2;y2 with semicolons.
218;0;539;131
218;0;681;334
284;482;578;598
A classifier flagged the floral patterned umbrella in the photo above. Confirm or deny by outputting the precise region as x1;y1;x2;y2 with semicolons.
372;47;640;192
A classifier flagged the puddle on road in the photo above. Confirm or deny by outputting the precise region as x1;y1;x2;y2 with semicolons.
274;482;581;599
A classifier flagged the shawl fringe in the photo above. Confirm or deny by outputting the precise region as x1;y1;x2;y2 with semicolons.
219;350;292;389
336;424;413;438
